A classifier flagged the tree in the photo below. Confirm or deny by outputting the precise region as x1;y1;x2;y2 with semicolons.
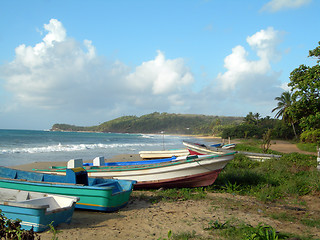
272;91;297;138
287;41;320;131
244;112;260;125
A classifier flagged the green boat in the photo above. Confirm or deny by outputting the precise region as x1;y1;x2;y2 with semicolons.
0;166;136;212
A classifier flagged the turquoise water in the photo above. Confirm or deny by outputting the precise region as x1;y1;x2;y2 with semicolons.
0;129;194;166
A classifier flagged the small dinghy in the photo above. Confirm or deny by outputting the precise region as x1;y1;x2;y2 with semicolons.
0;187;79;232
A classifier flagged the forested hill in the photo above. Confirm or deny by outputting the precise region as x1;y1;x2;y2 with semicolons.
51;112;243;135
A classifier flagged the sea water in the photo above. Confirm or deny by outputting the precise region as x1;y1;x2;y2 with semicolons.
0;129;195;166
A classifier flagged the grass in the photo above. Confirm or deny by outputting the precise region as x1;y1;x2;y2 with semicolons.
134;187;207;203
296;142;319;153
203;219;312;240
209;151;320;202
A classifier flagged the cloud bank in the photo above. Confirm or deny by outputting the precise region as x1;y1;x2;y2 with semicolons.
0;19;285;128
1;19;194;123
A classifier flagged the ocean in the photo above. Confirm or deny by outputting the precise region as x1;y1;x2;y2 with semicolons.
0;129;195;166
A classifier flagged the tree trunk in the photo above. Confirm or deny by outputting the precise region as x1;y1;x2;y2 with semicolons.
291;122;298;139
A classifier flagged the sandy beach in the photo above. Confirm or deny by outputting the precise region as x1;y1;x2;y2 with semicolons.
11;140;320;239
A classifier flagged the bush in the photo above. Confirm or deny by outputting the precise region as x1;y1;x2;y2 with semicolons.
300;129;320;143
0;211;40;240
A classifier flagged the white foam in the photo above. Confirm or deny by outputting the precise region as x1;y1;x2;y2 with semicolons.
0;142;161;155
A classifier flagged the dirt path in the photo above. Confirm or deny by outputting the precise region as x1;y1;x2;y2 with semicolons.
270;140;317;155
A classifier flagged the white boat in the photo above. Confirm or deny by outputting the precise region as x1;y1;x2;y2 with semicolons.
34;152;236;189
139;149;189;159
0;188;79;232
183;141;281;161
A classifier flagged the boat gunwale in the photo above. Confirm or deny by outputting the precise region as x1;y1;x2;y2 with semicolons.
0;176;116;191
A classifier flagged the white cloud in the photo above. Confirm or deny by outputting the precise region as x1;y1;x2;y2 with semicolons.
261;0;312;12
0;19;194;126
199;27;284;117
126;50;194;95
280;82;290;91
0;19;287;128
216;27;281;92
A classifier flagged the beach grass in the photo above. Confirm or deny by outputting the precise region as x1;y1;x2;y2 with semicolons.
210;152;320;202
297;142;319;153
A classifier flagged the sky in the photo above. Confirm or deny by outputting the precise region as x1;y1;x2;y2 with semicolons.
0;0;319;130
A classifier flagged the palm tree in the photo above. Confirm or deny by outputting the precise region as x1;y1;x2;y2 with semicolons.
272;91;297;139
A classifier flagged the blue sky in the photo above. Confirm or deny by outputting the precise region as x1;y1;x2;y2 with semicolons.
0;0;319;130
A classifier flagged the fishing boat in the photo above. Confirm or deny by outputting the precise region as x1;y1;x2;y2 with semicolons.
0;188;78;232
33;152;236;189
183;141;281;161
0;166;136;212
139;149;189;159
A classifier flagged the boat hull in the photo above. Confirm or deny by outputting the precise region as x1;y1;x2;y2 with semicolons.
0;188;78;232
133;168;222;189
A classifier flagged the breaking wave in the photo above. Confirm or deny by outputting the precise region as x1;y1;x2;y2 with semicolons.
0;142;160;155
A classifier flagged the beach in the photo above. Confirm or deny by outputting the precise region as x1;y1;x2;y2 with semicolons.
36;191;320;240
12;141;320;239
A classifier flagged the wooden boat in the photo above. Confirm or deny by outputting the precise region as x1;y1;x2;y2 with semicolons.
139;149;189;159
33;153;236;189
0;166;136;212
0;187;78;232
183;141;281;161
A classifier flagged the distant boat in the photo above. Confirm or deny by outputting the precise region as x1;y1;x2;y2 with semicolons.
139;149;189;159
0;187;78;232
183;141;281;161
183;141;225;155
0;166;136;212
210;143;223;148
221;143;236;149
33;153;236;189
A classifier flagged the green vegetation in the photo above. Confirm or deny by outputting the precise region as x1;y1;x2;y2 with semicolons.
211;152;319;202
297;142;318;153
279;42;320;144
160;220;307;239
204;220;302;240
287;42;320;132
158;230;199;240
52;112;243;135
134;188;207;204
0;210;40;239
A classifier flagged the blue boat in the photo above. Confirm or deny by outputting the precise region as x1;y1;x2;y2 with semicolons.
0;187;79;232
0;166;136;212
82;156;182;167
